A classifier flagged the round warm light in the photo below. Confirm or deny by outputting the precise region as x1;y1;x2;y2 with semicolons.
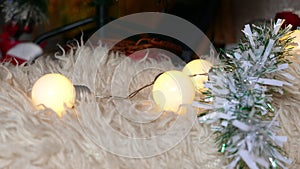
152;70;195;112
31;73;76;117
182;59;212;91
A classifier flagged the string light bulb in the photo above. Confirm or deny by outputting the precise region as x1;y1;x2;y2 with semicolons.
152;70;195;113
31;73;76;117
182;59;212;92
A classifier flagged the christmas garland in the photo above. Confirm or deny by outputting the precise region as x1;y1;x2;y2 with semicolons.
195;19;294;168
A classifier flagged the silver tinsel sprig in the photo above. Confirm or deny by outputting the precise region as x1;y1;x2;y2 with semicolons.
194;19;294;169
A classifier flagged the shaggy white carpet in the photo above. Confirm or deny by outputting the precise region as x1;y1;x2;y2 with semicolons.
0;43;299;169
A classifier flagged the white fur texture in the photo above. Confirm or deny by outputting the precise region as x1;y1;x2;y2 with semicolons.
0;44;299;168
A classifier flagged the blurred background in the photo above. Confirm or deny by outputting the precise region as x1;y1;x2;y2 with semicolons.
1;0;300;62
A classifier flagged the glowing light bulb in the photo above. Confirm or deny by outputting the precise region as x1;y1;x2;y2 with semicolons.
182;59;212;91
31;73;76;117
152;70;195;112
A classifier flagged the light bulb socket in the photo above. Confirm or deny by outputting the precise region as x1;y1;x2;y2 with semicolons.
74;85;92;102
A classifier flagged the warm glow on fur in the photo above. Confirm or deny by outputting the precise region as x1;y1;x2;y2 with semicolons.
31;73;76;117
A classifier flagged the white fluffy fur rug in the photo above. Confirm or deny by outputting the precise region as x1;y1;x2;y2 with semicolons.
0;43;299;169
